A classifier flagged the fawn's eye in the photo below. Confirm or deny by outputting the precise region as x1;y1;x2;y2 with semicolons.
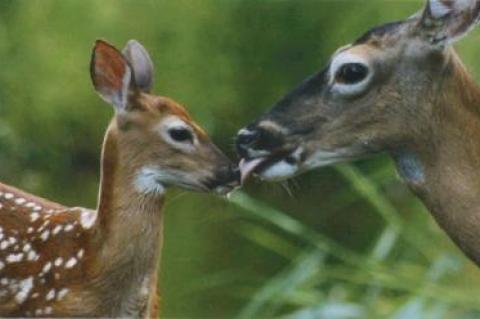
168;127;193;143
335;63;369;85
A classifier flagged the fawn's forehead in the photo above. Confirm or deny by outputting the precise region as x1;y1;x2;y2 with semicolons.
141;95;208;137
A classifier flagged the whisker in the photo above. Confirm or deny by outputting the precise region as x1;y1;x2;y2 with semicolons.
280;181;295;198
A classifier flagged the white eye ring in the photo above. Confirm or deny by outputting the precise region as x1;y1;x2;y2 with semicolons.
159;116;197;152
329;52;372;96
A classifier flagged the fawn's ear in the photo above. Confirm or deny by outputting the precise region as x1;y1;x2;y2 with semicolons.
90;40;133;112
417;0;480;46
122;40;154;93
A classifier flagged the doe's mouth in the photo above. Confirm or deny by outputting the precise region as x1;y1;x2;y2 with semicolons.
238;148;303;184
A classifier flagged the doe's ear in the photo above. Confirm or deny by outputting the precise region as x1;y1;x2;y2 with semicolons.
122;40;154;93
90;40;133;112
418;0;480;46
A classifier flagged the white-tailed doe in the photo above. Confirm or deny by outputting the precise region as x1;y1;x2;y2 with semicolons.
0;39;239;317
236;0;480;266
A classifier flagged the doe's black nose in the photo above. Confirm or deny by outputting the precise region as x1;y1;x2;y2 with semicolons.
236;126;285;158
236;129;258;158
237;129;259;147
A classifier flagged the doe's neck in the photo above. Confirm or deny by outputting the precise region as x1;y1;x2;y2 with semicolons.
392;55;480;264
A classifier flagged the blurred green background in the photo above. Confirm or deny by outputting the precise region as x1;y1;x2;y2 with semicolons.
1;0;480;318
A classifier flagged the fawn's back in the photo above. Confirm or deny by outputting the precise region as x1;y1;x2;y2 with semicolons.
0;183;97;316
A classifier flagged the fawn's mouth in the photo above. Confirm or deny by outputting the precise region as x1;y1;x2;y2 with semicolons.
205;171;241;196
172;181;236;195
213;183;239;196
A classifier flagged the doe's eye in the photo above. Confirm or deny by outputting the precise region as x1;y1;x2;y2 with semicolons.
335;63;369;85
168;127;193;143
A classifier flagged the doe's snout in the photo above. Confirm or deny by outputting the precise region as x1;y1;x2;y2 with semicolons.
236;124;286;159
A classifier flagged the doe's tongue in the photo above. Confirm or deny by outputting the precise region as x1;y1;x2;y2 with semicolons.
239;158;265;184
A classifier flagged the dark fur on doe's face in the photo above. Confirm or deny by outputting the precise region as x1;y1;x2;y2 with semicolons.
236;0;480;183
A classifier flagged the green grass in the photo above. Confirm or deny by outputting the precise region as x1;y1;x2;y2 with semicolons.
226;163;480;319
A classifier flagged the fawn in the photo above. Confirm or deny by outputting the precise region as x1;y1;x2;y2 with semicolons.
0;39;239;317
236;0;480;266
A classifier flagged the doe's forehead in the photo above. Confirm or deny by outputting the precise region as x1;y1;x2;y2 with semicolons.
354;20;409;46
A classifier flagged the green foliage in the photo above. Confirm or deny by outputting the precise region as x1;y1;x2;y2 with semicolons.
1;1;480;318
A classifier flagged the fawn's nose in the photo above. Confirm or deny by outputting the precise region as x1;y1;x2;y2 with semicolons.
208;163;240;194
236;126;285;159
219;164;240;185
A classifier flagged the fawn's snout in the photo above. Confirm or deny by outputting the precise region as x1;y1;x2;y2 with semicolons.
207;161;240;195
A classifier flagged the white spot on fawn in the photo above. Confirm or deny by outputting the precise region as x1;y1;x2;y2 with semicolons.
64;224;74;232
14;277;33;304
26;202;35;208
54;257;63;267
77;249;85;259
30;212;40;222
80;209;96;229
46;289;55;301
0;261;4;270
27;250;37;261
6;253;23;263
4;193;14;200
57;288;69;300
42;262;52;274
65;257;77;269
52;225;62;235
14;198;26;205
22;243;31;253
0;240;9;250
40;230;50;241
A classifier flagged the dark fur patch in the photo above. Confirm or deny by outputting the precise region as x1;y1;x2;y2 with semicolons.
354;21;406;44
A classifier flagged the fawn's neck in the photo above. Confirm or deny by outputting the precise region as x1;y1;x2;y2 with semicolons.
93;125;164;310
393;53;480;265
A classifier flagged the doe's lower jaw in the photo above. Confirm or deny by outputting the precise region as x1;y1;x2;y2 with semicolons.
238;146;305;184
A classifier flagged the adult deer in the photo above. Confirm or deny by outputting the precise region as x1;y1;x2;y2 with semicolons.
236;0;480;266
0;39;239;317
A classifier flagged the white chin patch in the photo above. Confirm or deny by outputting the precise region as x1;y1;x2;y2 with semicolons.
134;167;166;195
259;160;298;182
